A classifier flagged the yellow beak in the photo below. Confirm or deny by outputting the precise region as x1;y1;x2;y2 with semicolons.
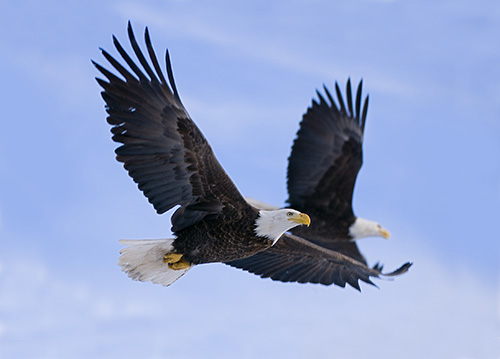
289;212;311;227
379;228;391;239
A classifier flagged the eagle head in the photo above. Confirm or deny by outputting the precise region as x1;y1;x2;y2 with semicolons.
255;209;311;244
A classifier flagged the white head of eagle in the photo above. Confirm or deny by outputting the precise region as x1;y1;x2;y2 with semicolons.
349;217;391;240
255;209;311;244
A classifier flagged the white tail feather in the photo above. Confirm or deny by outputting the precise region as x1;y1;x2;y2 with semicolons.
118;239;191;286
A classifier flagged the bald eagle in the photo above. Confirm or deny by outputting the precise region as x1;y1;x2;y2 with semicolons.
228;80;412;290
93;23;311;286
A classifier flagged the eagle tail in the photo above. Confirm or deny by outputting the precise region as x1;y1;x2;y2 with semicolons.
118;239;191;286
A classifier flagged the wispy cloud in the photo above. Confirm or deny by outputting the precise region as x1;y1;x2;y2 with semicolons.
113;2;415;97
1;41;96;111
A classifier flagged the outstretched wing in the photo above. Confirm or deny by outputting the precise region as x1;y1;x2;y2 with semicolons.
227;233;412;290
287;79;368;223
93;22;247;232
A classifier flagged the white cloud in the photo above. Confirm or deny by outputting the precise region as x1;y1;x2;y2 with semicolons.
113;2;415;97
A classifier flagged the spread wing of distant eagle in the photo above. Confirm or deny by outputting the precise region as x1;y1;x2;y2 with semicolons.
228;80;412;289
93;23;310;287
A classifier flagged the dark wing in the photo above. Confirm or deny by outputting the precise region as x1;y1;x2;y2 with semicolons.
227;233;412;290
287;79;368;223
93;22;247;232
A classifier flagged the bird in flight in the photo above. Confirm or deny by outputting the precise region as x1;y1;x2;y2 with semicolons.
93;23;311;286
229;79;412;290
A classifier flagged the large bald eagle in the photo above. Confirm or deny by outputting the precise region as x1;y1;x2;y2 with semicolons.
93;23;311;286
228;80;412;290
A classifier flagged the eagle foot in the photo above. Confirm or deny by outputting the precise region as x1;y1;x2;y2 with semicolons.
168;258;191;270
162;252;183;264
163;252;191;270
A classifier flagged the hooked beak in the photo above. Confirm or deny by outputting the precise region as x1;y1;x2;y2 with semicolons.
289;212;311;227
379;228;391;239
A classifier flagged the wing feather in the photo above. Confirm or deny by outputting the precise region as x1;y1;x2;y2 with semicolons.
346;78;353;117
94;23;247;231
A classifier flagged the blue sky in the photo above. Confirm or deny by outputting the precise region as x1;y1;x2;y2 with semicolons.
0;0;499;358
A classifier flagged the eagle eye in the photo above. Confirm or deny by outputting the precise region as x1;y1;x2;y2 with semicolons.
287;212;294;217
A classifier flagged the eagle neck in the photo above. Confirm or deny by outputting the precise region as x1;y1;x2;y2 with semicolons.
254;210;288;245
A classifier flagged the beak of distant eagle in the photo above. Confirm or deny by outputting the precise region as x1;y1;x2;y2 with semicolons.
288;212;311;227
378;227;391;239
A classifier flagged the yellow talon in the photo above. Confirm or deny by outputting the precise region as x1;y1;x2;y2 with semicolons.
163;252;191;270
162;253;183;264
168;258;191;270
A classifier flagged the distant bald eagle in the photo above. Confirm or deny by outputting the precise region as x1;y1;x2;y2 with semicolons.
93;23;311;286
228;80;412;290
